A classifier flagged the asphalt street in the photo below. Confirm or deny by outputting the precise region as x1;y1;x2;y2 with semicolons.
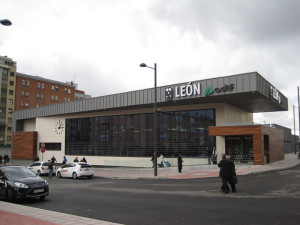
19;165;300;225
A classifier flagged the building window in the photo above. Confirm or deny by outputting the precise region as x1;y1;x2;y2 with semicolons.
37;83;40;88
55;96;58;101
26;91;29;96
36;103;39;107
51;95;55;100
65;88;67;93
36;93;40;98
8;118;12;123
10;72;15;77
41;83;44;89
8;99;13;105
21;90;25;96
68;89;71;94
7;136;11;141
8;108;13;114
7;127;12;132
22;80;25;85
9;90;13;95
9;81;14;86
68;98;70;102
56;86;59;91
25;101;29;107
41;93;44;99
64;97;67;102
21;100;24;106
52;85;55;91
26;80;30;86
65;109;216;157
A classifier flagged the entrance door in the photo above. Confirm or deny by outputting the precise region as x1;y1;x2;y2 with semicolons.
225;136;253;163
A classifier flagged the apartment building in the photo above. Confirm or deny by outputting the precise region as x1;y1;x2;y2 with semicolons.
0;56;17;145
15;73;76;111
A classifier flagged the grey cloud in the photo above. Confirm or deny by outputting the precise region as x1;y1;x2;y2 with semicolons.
150;0;300;44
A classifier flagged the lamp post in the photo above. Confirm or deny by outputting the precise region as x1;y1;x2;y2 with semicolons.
0;19;12;26
140;63;157;176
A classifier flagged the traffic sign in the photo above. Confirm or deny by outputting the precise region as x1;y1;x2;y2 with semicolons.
40;143;46;153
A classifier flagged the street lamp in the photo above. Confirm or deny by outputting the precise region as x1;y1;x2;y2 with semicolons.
140;63;158;176
0;19;12;26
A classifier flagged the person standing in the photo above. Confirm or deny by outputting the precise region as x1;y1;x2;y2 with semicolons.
48;162;54;178
51;156;57;164
159;154;165;167
211;147;217;164
151;154;154;168
177;153;183;173
0;155;2;165
206;147;212;164
62;156;67;165
34;155;40;162
74;157;79;162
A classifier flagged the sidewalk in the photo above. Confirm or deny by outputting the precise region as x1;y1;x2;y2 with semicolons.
1;153;299;225
93;153;300;179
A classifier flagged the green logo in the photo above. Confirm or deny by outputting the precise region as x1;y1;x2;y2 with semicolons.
204;86;214;96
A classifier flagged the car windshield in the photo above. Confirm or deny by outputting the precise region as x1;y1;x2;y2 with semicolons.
79;163;93;168
3;167;37;179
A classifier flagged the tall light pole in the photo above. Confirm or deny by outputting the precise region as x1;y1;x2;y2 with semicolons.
0;19;12;26
140;63;157;176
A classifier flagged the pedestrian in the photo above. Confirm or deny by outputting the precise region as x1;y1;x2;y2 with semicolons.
62;156;67;165
150;154;154;168
3;154;7;165
218;155;232;194
74;157;79;162
206;147;212;164
34;155;39;162
82;157;87;163
159;154;165;167
297;151;300;159
7;155;10;164
218;154;226;192
177;153;183;173
211;147;217;164
0;155;2;165
48;162;54;178
228;155;237;192
51;156;57;164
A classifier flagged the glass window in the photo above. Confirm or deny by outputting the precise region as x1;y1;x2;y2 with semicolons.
65;109;215;158
9;90;13;95
41;83;44;89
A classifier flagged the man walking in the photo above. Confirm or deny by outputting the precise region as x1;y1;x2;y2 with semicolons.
218;155;232;193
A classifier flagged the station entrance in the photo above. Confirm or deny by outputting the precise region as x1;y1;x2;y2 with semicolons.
225;135;253;163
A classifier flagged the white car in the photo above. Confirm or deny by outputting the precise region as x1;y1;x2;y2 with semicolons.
56;162;94;179
28;161;56;176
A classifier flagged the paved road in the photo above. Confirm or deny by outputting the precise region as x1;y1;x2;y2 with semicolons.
19;165;300;225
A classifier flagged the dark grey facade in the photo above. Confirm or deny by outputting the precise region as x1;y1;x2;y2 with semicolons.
265;124;299;154
13;72;288;132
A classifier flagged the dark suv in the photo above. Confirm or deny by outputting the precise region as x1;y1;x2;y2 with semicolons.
0;166;49;202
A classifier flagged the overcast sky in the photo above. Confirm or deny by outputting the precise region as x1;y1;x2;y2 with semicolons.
1;0;300;134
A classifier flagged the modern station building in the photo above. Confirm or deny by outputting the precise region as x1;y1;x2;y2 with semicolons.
12;72;288;167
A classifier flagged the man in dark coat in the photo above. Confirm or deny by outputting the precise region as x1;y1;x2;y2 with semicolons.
218;155;232;193
177;153;183;173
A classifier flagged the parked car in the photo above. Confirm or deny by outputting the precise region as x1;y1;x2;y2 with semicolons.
0;166;49;202
28;161;56;176
56;162;94;179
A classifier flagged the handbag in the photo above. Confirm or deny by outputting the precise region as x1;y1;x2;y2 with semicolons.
230;175;238;184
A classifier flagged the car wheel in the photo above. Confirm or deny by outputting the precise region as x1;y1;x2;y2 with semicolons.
72;172;78;179
37;170;41;176
40;196;46;201
7;189;15;203
57;171;62;178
